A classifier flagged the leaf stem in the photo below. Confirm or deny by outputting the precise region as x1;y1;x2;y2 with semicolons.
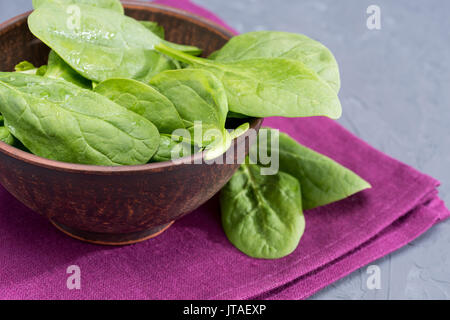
155;43;207;66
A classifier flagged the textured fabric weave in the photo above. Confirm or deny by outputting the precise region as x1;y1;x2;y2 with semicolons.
0;0;448;300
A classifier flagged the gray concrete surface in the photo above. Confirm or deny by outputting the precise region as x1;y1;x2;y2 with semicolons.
1;0;449;299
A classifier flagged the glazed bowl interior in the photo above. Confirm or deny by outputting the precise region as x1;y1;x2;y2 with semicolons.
0;2;262;245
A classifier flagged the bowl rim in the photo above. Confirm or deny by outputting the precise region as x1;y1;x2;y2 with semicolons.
0;2;262;174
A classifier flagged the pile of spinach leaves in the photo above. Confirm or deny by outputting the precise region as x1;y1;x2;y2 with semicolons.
221;129;370;259
0;0;371;258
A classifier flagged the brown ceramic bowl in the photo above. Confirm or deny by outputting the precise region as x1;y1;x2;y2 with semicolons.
0;2;262;245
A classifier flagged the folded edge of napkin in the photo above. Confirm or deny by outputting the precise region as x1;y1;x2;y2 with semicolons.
258;192;450;299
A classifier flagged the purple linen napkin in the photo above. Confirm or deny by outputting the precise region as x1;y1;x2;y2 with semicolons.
0;0;448;300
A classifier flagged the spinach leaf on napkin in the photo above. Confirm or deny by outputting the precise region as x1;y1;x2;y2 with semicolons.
220;163;305;259
257;128;372;210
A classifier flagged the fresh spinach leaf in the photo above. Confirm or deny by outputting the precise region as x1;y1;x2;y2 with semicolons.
36;65;48;76
32;0;124;14
151;134;198;162
15;61;48;76
257;128;371;210
204;129;232;161
0;125;14;145
140;21;165;39
208;121;251;160
149;69;229;148
156;44;342;119
220;163;305;259
94;78;185;135
229;122;250;141
45;50;92;88
0;114;18;146
14;61;37;74
210;31;340;93
0;72;160;166
138;21;190;70
28;4;202;83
